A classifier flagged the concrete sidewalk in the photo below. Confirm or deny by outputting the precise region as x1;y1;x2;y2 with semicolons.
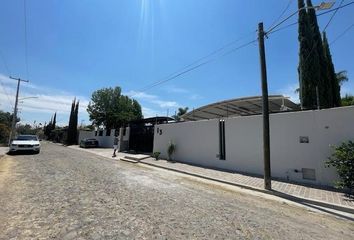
69;145;354;215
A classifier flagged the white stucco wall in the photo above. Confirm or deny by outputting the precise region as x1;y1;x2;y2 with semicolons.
153;106;354;186
79;129;116;147
154;119;220;167
78;131;95;143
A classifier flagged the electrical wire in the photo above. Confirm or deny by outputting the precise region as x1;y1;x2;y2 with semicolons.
0;50;11;76
330;23;354;45
323;0;345;31
130;39;257;97
0;51;14;109
133;31;256;94
0;80;14;109
289;1;353;65
132;1;354;97
266;1;354;35
268;0;294;30
23;0;29;79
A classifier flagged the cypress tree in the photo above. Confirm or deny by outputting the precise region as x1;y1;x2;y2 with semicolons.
52;112;56;131
298;0;316;108
67;98;76;145
306;0;332;108
323;32;341;107
73;101;79;143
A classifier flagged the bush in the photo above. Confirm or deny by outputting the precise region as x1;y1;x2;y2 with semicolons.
0;123;10;145
152;152;160;160
326;141;354;193
167;142;176;161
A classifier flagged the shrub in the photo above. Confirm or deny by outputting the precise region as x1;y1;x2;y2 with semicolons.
152;152;160;160
167;142;176;161
0;123;10;145
326;141;354;193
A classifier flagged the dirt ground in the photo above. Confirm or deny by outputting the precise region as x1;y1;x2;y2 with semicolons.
0;142;353;239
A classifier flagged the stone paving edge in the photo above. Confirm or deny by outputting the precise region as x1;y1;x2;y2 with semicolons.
139;159;354;215
62;144;354;215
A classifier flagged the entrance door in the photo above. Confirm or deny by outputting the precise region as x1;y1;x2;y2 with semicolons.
129;124;154;153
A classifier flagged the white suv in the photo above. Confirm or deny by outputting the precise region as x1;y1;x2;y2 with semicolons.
9;135;41;154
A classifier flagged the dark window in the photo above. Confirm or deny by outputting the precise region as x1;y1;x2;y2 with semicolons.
99;130;103;136
219;120;226;160
95;131;97;136
106;130;111;136
123;128;126;136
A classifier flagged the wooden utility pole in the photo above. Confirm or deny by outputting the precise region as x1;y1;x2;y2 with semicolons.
257;22;271;190
8;76;29;145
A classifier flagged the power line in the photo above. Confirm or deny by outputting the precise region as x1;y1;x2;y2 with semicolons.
330;23;354;45
131;39;257;96
23;0;29;79
295;1;349;67
0;51;14;109
133;31;256;95
132;2;354;97
266;1;354;35
0;50;11;76
323;0;345;31
268;0;294;30
0;80;14;109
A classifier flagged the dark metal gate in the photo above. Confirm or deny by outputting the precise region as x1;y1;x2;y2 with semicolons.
128;117;174;153
129;124;154;153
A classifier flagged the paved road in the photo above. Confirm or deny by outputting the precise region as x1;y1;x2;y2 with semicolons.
0;142;353;239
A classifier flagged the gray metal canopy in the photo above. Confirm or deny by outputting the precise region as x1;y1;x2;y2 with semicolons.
181;95;299;121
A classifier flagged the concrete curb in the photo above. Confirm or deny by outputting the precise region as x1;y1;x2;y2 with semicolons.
140;160;354;215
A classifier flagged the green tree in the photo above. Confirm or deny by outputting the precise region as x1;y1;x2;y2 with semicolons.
52;112;57;131
298;0;316;109
67;98;79;145
326;141;354;193
0;110;19;128
17;124;36;135
322;32;341;107
341;95;354;106
172;107;189;121
306;0;332;108
87;87;143;129
0;123;10;145
43;113;57;140
336;70;348;86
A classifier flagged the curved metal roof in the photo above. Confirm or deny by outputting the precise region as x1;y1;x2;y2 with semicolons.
181;95;299;121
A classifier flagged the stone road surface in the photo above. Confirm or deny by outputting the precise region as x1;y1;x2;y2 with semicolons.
0;142;353;239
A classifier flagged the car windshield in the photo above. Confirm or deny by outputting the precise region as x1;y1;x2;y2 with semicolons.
16;135;38;141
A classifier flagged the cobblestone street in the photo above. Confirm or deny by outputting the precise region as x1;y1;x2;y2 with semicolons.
0;142;353;239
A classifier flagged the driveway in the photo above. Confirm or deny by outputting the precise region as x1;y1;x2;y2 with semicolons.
0;142;353;239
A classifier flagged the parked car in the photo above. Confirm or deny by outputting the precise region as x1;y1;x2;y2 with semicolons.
80;138;99;148
9;135;41;154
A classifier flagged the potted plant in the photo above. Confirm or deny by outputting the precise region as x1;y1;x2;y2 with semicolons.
152;151;160;160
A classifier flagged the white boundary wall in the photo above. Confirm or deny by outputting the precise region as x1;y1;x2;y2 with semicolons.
78;129;115;148
153;106;354;186
78;128;130;148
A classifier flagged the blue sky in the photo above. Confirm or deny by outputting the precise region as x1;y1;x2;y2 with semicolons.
0;0;353;126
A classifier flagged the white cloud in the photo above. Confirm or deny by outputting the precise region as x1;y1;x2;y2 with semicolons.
164;85;189;94
189;94;203;100
278;83;300;103
163;85;203;101
142;107;165;118
0;73;90;125
125;90;180;109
